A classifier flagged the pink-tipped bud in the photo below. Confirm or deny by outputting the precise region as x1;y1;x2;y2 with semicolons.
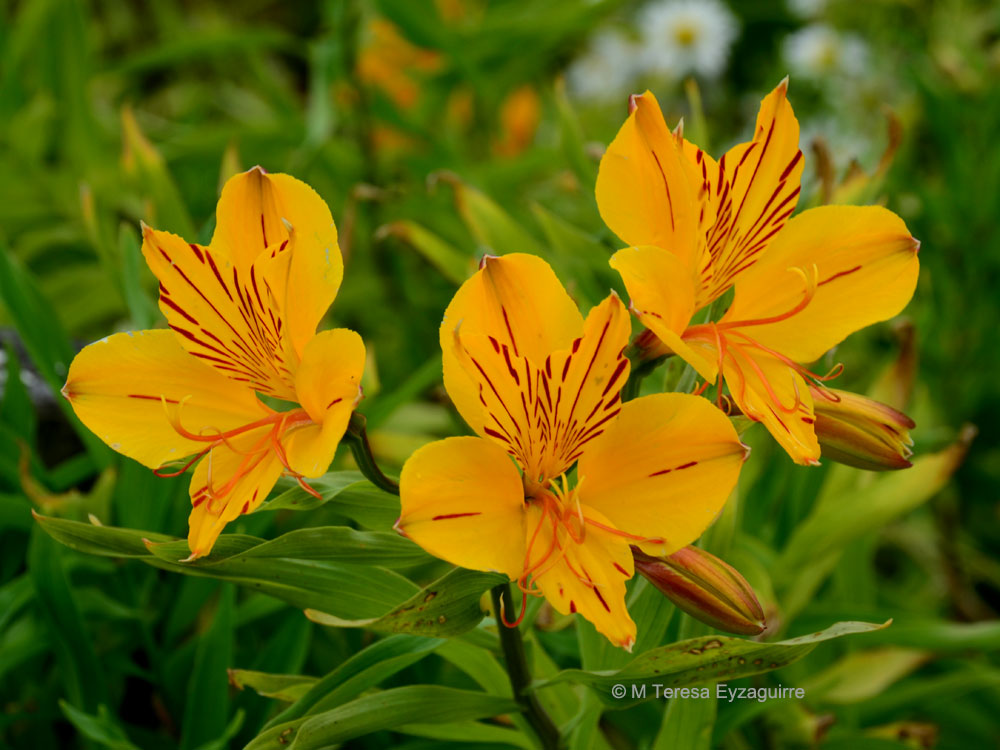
811;387;915;471
632;545;765;635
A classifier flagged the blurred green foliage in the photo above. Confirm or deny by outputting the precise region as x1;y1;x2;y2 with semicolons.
1;0;998;748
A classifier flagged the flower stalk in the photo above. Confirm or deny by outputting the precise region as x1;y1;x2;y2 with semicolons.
491;584;563;750
344;411;400;495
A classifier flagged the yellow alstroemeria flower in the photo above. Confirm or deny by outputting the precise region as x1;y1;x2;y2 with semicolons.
62;168;364;558
396;254;746;648
596;79;920;465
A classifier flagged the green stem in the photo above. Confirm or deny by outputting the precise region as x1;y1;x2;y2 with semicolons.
344;412;399;495
491;584;563;750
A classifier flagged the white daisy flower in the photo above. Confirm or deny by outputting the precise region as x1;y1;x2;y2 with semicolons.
787;0;827;19
637;0;740;79
566;30;640;102
783;24;869;79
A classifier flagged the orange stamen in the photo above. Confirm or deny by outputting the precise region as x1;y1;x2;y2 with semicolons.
716;266;817;331
155;398;321;516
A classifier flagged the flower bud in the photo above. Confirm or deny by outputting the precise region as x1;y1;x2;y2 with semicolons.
632;545;765;635
811;387;915;471
628;327;671;362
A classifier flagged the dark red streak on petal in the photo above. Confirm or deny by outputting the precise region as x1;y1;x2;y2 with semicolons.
127;393;180;404
818;265;862;287
431;512;482;521
650;150;676;231
501;306;519;357
160;295;199;325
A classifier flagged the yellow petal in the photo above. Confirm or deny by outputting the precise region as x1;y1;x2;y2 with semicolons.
723;341;820;465
703;79;804;301
187;429;285;558
596;91;700;271
526;502;636;650
211;167;339;276
247;181;344;361
449;293;630;492
141;224;298;400
397;437;527;578
723;205;920;363
577;393;745;556
609;245;717;382
441;253;584;436
62;330;268;469
283;328;365;478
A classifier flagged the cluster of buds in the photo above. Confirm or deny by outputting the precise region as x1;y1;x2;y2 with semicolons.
810;387;915;471
632;545;766;635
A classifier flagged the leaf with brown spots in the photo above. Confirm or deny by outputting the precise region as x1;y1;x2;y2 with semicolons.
533;620;891;707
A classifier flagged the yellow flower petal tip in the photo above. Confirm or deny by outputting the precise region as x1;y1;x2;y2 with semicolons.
62;170;365;557
598;79;920;465
402;255;746;648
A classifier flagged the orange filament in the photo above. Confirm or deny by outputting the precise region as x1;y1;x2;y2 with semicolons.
155;398;322;515
683;315;844;421
499;474;665;629
715;266;818;331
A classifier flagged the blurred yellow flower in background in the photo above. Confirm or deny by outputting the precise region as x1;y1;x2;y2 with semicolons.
357;19;442;111
62;168;364;558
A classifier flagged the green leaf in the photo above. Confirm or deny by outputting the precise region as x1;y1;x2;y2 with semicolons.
228;670;319;703
260;472;399;530
577;578;674;672
379;220;474;285
799;647;929;705
118;222;156;330
0;247;109;464
536;620;891;707
437;173;545;256
851;618;1000;652
653;689;716;750
191;709;245;750
437;639;511;696
180;585;234;750
530;203;611;305
28;528;106;712
554;78;597;188
33;511;173;558
778;437;970;581
58;701;140;750
362;354;444;429
305;567;503;637
204;526;429;568
396;720;533;747
246;686;518;750
266;635;443;729
1;342;36;442
35;514;420;620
